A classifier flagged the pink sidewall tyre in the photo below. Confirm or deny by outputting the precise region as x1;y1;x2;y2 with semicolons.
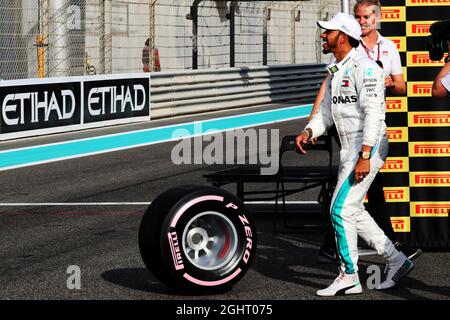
138;185;257;293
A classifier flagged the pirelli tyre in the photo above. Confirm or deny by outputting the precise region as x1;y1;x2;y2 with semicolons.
138;185;257;292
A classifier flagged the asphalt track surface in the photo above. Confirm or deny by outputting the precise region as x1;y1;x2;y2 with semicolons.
0;103;449;301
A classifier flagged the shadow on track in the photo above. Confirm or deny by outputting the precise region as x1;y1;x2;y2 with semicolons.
101;268;232;297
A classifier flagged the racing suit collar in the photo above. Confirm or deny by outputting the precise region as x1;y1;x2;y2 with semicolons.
327;48;358;75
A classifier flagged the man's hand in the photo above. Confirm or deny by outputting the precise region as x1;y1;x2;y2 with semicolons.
354;158;370;183
295;131;310;154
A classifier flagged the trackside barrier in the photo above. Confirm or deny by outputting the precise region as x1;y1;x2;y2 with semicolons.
150;64;327;119
0;73;150;141
0;64;326;140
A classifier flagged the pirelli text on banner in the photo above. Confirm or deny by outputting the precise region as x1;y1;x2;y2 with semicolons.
406;0;450;6
386;37;406;52
410;172;450;187
381;7;406;22
409;142;450;157
408;111;450;127
406;21;434;37
387;127;408;142
381;0;450;248
386;97;408;113
384;187;410;202
381;157;410;173
407;52;448;67
407;82;433;97
390;217;411;233
410;202;450;217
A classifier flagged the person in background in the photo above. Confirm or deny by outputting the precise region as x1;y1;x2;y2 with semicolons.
142;38;150;72
432;42;450;98
311;0;422;265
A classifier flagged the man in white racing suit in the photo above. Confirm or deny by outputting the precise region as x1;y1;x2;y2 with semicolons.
295;12;415;296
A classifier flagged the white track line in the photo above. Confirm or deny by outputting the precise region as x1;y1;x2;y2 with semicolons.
0;201;318;206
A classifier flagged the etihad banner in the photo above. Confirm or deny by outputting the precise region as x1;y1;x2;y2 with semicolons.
409;142;450;157
381;157;409;173
410;172;450;187
387;127;408;142
410;202;450;217
0;80;81;134
83;76;150;124
391;217;411;233
0;73;150;138
408;111;450;127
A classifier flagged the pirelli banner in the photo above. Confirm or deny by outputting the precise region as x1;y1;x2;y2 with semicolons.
380;0;450;249
0;74;150;140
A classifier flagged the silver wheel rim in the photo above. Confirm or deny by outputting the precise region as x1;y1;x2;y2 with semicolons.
182;211;238;271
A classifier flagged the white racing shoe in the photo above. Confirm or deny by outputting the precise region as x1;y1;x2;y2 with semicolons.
376;251;415;290
316;271;362;297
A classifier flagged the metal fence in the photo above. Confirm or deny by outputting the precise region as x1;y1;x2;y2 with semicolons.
150;63;327;118
0;0;355;80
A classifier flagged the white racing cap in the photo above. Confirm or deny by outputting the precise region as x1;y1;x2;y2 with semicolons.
317;12;362;41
